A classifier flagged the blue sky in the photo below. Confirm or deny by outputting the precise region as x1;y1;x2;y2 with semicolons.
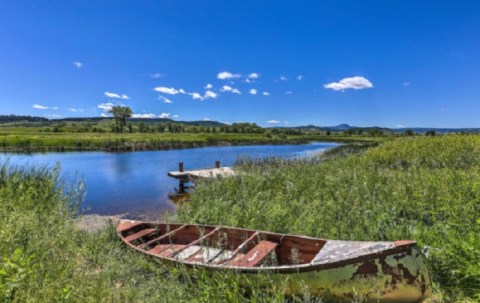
1;1;479;128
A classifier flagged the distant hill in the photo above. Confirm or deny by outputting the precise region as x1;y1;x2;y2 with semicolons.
292;123;480;134
0;115;226;127
0;115;49;123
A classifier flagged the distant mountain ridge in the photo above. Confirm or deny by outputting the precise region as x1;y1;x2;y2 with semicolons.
292;123;480;134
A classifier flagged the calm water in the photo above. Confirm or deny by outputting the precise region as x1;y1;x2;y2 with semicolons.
0;142;338;219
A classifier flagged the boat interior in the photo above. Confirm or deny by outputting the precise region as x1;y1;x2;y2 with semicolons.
118;222;327;268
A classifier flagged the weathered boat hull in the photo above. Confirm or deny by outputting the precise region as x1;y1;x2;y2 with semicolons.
117;221;431;302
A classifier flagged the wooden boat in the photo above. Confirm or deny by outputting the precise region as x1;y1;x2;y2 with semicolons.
117;220;432;302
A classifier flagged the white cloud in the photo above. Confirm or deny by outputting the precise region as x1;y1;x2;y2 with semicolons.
232;88;241;94
190;92;204;101
220;85;233;92
159;113;170;119
248;73;259;79
396;124;406;128
154;87;179;95
203;118;210;121
32;104;58;110
249;88;257;95
297;75;303;80
150;73;165;79
97;102;115;111
280;76;288;81
285;91;293;95
204;91;218;99
262;91;270;96
173;115;179;118
217;71;241;80
179;89;187;94
158;96;173;103
204;83;213;89
324;76;373;91
100;113;109;117
105;92;129;99
73;61;82;68
245;78;253;83
46;114;63;118
68;108;84;112
267;120;280;124
132;113;157;119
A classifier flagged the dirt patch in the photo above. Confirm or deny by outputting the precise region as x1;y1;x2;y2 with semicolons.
75;214;125;233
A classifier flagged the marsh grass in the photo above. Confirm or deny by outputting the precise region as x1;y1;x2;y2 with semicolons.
178;136;480;301
1;136;479;302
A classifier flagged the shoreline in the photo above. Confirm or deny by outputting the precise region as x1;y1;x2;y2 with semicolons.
0;136;380;153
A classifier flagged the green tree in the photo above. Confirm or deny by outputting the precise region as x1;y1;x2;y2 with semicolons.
405;129;414;136
108;106;132;133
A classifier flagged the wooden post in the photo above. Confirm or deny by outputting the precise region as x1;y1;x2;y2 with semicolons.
179;181;186;193
215;160;221;169
179;162;184;172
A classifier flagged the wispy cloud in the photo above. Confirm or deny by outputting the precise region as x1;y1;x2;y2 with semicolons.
203;118;210;121
73;61;82;68
217;71;241;80
97;102;115;111
248;73;259;79
105;92;129;99
220;85;233;92
285;91;293;95
158;96;173;103
159;113;170;119
232;88;241;94
280;76;288;81
100;113;110;118
154;87;179;95
324;76;373;91
68;108;84;112
132;113;157;119
249;89;257;95
267;120;280;124
32;104;59;110
33;104;48;110
297;75;303;80
173;114;179;118
150;73;165;79
204;83;213;89
262;92;270;96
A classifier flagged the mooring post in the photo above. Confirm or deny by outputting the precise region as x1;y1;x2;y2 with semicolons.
179;162;184;172
179;181;186;193
215;160;221;169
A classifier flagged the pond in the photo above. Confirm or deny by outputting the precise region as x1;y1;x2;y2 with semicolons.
0;142;338;219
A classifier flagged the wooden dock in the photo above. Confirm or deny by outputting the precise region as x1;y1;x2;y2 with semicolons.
167;161;236;197
168;167;236;182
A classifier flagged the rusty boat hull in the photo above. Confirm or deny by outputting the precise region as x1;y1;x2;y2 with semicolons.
117;220;432;302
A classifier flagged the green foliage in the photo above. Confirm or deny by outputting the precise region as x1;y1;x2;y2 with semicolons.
177;136;480;301
3;136;478;302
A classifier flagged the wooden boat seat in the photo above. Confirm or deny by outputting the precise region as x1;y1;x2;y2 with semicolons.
228;240;278;267
124;228;157;243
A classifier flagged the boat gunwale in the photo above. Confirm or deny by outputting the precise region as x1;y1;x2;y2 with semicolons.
117;221;418;274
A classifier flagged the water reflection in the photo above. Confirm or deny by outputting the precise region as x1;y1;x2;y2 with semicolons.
0;142;338;219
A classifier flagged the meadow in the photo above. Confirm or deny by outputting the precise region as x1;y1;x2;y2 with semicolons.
1;135;479;302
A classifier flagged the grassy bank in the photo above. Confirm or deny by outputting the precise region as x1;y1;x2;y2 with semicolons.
178;135;480;302
0;131;385;152
1;136;479;302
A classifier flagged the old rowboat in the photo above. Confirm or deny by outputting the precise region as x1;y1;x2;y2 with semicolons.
117;220;432;302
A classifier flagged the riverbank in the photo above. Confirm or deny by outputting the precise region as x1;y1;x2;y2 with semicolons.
0;131;386;152
2;136;478;302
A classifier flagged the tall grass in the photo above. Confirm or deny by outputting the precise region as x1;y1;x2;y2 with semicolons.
1;136;479;302
177;136;480;302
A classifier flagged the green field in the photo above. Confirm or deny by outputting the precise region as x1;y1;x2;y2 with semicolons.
1;135;479;302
